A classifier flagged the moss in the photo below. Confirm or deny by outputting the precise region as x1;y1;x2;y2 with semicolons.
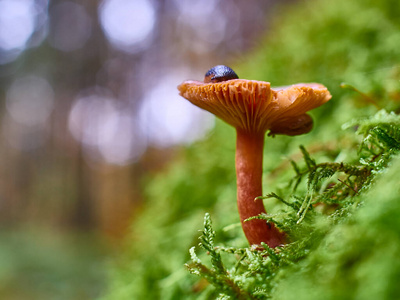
273;156;400;300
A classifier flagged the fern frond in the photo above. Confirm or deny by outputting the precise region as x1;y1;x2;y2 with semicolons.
199;213;225;274
256;192;299;210
300;145;317;169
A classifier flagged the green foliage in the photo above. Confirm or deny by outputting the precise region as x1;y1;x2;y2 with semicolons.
188;110;400;299
103;0;400;299
186;214;254;299
344;110;400;171
272;155;400;300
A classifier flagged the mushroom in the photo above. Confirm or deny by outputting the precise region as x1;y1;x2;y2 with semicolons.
178;65;331;247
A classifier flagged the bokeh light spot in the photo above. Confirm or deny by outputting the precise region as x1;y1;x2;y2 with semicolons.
138;75;215;147
99;0;156;52
68;90;146;165
173;0;227;53
6;76;54;127
0;0;36;51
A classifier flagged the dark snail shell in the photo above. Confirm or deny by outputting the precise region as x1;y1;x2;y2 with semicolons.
204;65;239;83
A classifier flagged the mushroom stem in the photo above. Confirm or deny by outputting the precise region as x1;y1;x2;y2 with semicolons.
235;129;285;247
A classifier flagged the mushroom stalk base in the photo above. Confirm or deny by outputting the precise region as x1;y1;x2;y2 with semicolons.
235;129;285;247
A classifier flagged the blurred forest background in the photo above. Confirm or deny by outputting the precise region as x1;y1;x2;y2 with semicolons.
0;0;289;299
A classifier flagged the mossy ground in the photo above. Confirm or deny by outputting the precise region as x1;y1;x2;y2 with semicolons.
103;0;400;299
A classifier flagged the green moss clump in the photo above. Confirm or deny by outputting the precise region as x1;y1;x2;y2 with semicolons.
273;155;400;300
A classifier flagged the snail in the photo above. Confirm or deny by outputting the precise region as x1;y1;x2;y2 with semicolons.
204;65;239;83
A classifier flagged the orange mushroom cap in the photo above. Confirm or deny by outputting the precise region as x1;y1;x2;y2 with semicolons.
178;79;331;136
